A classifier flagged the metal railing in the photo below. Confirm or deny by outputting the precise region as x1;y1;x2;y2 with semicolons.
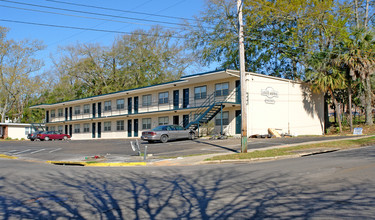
181;91;238;129
47;90;239;123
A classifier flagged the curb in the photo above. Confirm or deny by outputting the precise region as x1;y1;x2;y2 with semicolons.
46;161;147;167
199;148;341;165
0;154;18;159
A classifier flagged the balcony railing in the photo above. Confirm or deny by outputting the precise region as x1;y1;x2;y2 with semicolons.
47;90;239;123
181;90;237;129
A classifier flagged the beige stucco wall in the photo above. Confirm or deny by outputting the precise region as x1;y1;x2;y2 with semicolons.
7;126;29;140
247;74;324;136
41;70;325;140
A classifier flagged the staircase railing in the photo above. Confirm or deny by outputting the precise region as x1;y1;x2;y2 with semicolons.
182;91;237;129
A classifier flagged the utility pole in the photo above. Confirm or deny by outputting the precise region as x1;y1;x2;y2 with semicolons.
237;0;247;153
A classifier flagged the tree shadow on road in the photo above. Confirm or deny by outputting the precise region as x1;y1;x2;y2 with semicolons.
1;164;375;219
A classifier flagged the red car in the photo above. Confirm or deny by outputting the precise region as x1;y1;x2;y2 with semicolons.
36;131;70;141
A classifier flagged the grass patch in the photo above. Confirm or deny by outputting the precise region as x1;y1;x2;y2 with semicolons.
84;161;100;164
206;136;375;161
159;153;215;159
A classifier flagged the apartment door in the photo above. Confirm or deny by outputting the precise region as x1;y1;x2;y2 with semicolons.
236;80;241;104
134;119;139;137
69;124;72;137
92;123;96;138
183;115;189;128
69;107;72;120
92;103;96;118
183;88;189;108
173;90;179;110
65;108;68;121
235;110;241;134
97;122;101;138
173;115;179;125
46;111;49;123
134;97;139;114
97;102;102;118
65;125;68;135
128;98;132;114
128;120;132;137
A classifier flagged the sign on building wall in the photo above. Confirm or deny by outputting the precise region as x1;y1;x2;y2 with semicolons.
261;87;279;104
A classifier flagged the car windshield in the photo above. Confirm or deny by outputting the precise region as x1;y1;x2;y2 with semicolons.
152;125;169;131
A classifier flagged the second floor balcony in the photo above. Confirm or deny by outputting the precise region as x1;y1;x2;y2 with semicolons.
47;90;240;123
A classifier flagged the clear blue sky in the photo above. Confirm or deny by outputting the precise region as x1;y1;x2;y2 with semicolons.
0;0;213;74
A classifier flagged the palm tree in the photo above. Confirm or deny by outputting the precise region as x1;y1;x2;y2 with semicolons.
307;51;346;133
344;28;375;125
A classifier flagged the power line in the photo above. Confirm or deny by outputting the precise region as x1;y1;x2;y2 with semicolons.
79;0;192;45
47;0;154;47
0;0;200;28
0;4;189;31
0;18;186;39
45;0;198;22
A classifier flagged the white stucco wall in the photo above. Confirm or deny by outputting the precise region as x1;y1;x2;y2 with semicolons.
7;126;29;140
247;73;324;136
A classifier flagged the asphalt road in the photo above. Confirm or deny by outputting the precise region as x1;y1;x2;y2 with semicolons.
1;145;374;219
0;135;360;162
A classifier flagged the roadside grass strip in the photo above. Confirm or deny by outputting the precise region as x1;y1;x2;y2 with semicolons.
0;154;18;159
206;136;375;161
46;161;147;167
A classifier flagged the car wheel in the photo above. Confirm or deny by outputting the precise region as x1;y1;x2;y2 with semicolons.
160;135;168;143
189;132;195;140
45;136;50;141
30;139;34;141
63;136;68;141
148;140;155;143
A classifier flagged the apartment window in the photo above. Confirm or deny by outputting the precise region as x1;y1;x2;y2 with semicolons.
215;111;229;126
104;101;112;111
84;104;90;114
117;120;124;131
58;109;63;117
215;82;229;96
58;125;63;133
158;116;169;125
83;123;90;133
74;124;80;133
194;86;207;100
74;106;81;115
142;118;151;130
158;92;169;104
50;110;56;118
117;99;125;110
104;121;111;131
143;94;152;106
49;126;56;131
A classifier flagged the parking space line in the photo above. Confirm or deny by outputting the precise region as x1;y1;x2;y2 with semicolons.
30;149;46;154
49;148;61;153
13;149;33;155
5;150;18;153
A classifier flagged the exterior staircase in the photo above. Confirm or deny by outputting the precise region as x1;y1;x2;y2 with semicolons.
182;92;234;130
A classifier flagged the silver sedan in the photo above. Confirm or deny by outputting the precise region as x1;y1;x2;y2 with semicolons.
141;125;196;143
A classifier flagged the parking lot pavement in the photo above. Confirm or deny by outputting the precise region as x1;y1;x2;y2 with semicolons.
0;135;365;164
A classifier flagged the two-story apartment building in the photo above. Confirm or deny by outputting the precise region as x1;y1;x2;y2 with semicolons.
31;69;325;140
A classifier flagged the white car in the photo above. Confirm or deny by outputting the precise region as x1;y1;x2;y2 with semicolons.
141;125;196;143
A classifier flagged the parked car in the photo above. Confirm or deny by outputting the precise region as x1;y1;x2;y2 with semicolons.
36;131;71;141
141;125;196;143
27;131;44;141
